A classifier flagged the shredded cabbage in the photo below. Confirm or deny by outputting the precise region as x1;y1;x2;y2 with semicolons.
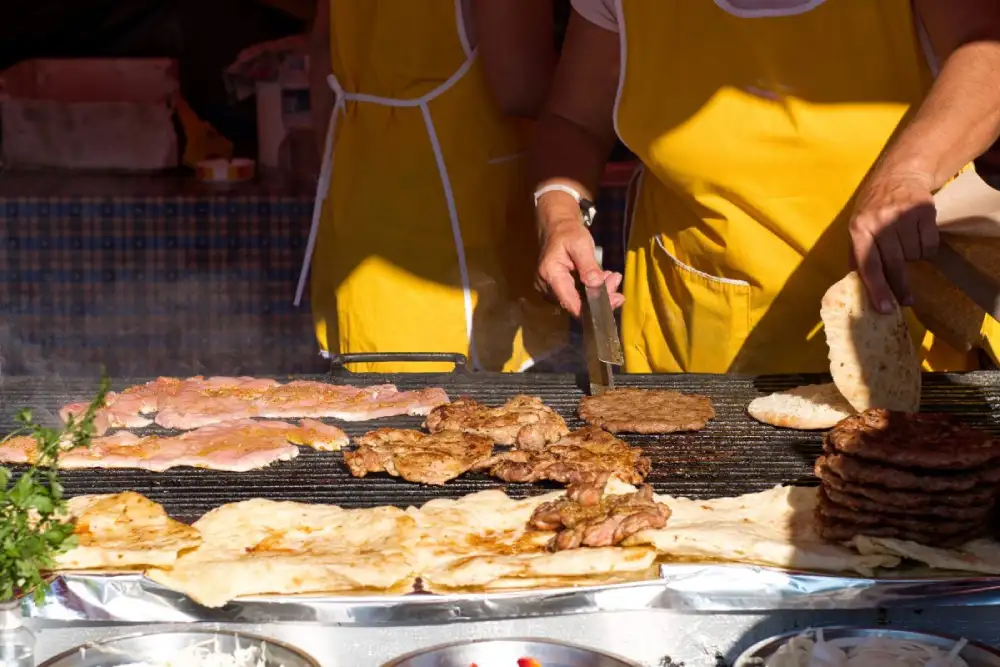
764;628;969;667
109;638;282;667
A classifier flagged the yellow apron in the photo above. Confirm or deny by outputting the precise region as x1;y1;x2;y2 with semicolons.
616;0;979;374
296;0;565;373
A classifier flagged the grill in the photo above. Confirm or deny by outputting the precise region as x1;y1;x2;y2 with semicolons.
2;368;999;524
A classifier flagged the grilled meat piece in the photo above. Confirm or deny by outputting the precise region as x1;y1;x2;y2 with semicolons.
815;458;998;509
528;475;671;550
824;409;1000;471
816;488;987;536
578;388;715;434
424;395;568;448
344;429;494;486
817;453;1000;494
478;426;651;486
822;486;993;522
0;418;346;472
61;376;450;432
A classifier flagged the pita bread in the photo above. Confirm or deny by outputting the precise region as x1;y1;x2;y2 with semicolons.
820;272;920;413
146;499;419;608
408;488;657;593
55;492;201;571
853;535;1000;576
747;383;854;430
630;485;900;577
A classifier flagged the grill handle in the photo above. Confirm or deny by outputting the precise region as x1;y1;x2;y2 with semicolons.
328;352;470;374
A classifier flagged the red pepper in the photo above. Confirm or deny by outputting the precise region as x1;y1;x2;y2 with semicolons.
518;658;541;667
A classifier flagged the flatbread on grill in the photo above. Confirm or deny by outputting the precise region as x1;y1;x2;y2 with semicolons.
55;492;200;571
629;484;900;576
820;272;921;413
747;383;854;430
146;499;419;608
853;535;1000;576
408;488;657;593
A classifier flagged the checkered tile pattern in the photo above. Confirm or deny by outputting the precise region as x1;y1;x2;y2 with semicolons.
0;180;629;377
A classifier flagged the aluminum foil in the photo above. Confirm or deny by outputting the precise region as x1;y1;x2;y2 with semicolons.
23;565;1000;625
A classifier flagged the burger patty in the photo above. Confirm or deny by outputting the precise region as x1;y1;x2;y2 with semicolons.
818;453;1000;493
815;457;998;508
814;515;986;548
817;490;985;534
824;409;1000;471
821;486;993;522
578;388;715;434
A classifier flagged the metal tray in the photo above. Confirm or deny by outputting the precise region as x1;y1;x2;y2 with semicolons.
734;627;1000;667
382;638;640;667
37;629;320;667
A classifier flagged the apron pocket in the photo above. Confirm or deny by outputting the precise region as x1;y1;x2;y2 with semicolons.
648;235;752;373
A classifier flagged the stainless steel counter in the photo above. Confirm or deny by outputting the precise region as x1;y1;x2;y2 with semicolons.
29;607;1000;667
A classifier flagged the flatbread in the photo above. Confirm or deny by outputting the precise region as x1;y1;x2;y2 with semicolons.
853;535;1000;576
630;484;900;576
55;492;201;571
408;488;657;592
146;499;418;608
747;383;854;430
820;272;920;413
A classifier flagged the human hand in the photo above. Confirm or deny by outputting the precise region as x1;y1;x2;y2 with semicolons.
536;220;625;317
849;170;939;313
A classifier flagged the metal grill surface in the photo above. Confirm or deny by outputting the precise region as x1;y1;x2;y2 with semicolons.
1;372;998;523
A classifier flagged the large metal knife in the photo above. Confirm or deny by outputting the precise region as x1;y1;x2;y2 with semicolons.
580;246;624;395
930;169;1000;322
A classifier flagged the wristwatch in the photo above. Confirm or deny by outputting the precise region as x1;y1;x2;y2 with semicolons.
534;184;597;228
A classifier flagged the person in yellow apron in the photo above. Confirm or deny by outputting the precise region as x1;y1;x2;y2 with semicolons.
532;0;1000;374
300;0;567;373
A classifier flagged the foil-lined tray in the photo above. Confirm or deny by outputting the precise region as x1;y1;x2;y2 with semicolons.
24;565;1000;625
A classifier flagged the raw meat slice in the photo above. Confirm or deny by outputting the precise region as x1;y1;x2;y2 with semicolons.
0;418;347;472
60;376;450;431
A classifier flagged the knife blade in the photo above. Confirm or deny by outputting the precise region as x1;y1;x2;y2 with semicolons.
929;240;1000;323
581;245;624;395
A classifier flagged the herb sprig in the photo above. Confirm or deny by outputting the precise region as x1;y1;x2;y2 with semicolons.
0;378;109;603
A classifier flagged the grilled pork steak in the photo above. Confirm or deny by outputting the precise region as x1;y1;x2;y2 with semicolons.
0;418;347;472
424;395;569;448
578;388;715;434
529;474;672;550
61;376;450;432
479;426;651;486
344;429;495;486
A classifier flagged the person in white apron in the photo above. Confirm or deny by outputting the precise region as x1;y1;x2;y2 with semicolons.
299;0;568;373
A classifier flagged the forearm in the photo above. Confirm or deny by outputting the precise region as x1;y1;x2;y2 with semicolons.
475;0;557;118
309;0;333;154
881;40;1000;187
531;112;616;235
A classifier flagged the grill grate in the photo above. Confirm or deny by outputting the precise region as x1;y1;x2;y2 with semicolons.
2;372;999;523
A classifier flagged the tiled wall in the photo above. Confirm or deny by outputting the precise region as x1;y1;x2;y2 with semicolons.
0;171;630;377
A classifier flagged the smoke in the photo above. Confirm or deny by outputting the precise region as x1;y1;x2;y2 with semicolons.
0;274;327;380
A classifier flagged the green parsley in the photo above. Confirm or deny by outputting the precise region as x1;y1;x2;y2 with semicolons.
0;377;109;603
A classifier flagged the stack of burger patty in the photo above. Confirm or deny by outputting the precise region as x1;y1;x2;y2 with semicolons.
814;409;1000;547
